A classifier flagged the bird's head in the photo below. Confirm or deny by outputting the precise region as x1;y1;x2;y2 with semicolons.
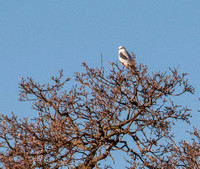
118;46;127;53
118;46;125;50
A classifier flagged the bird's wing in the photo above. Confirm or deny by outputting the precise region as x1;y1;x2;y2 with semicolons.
119;52;128;60
126;51;132;60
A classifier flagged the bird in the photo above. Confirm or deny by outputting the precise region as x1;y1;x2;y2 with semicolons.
118;46;134;68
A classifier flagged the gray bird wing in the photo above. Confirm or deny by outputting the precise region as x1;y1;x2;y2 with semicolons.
126;51;132;60
119;52;128;60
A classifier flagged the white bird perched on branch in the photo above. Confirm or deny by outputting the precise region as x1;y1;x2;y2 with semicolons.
118;46;134;68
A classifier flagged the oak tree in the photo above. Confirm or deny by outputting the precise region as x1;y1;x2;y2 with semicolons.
0;59;199;168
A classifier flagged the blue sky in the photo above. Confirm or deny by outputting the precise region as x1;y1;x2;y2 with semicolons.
0;1;200;168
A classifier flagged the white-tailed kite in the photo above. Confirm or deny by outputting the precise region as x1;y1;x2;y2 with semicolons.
118;46;134;68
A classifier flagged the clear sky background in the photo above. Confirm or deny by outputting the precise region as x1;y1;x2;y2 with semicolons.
0;1;200;168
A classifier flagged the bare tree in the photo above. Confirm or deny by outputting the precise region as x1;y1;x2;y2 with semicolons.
0;60;199;169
